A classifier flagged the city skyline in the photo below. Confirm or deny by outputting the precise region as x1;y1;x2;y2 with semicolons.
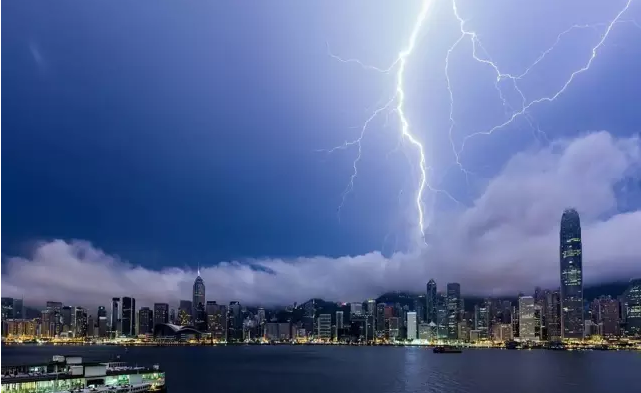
3;0;641;306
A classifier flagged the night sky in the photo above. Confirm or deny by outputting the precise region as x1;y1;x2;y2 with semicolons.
2;0;641;307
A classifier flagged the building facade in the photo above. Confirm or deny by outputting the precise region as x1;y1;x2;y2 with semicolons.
560;209;584;339
519;296;536;341
446;283;461;340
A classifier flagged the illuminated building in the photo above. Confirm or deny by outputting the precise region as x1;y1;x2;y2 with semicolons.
623;278;641;337
178;300;192;326
317;314;331;340
414;295;426;323
426;279;437;324
418;322;433;340
474;301;489;339
544;291;561;341
192;269;206;320
74;307;87;338
407;311;417;340
139;307;154;335
591;296;620;337
5;319;37;337
335;310;344;339
121;297;136;336
436;294;448;339
206;301;227;341
446;283;461;340
497;324;513;341
519;296;536;341
560;208;584;339
110;298;120;338
367;300;376;316
376;303;385;338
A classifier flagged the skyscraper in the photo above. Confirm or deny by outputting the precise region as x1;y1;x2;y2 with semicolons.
406;311;417;340
560;208;584;340
121;297;136;336
178;300;192;325
446;283;461;340
153;303;169;326
73;307;87;337
139;307;154;335
426;279;437;324
205;301;227;341
192;268;206;320
110;298;120;337
623;278;641;337
519;296;536;341
544;290;561;341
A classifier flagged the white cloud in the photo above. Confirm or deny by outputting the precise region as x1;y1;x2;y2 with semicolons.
2;131;641;309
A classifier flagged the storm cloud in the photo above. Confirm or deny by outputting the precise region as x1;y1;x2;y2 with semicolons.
2;131;641;308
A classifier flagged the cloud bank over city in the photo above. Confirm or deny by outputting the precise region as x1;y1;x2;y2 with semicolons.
3;131;640;308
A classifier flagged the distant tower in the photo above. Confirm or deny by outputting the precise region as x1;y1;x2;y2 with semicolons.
559;208;584;340
192;265;206;320
426;279;437;324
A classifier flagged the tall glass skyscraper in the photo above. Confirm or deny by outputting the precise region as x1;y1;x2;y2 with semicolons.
559;208;584;339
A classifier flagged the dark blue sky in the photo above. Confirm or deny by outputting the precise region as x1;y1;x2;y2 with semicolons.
3;0;641;284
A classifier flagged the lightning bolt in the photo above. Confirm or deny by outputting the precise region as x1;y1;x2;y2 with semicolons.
324;0;636;243
323;0;434;239
449;0;634;162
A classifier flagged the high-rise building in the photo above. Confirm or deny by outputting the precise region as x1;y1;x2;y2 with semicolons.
192;269;206;320
414;295;426;323
406;311;417;340
519;296;536;341
366;300;376;317
426;279;437;324
138;307;154;335
179;300;193;325
194;302;207;331
446;283;461;340
86;315;95;337
46;301;63;337
350;302;363;316
544;291;561;341
121;297;136;336
97;306;107;337
474;301;489;339
591;296;620;337
336;310;344;330
560;208;584;340
228;301;242;341
206;301;227;341
622;278;641;337
110;298;120;337
61;306;73;333
436;293;448;339
153;303;169;326
74;307;87;337
376;303;386;338
317;314;331;340
388;317;400;339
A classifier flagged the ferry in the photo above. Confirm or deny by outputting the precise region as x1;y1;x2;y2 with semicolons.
433;346;463;353
1;355;166;393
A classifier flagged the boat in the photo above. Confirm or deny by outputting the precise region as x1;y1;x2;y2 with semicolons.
433;345;462;353
1;355;165;393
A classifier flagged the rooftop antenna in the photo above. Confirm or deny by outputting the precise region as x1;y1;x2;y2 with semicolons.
197;262;200;277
